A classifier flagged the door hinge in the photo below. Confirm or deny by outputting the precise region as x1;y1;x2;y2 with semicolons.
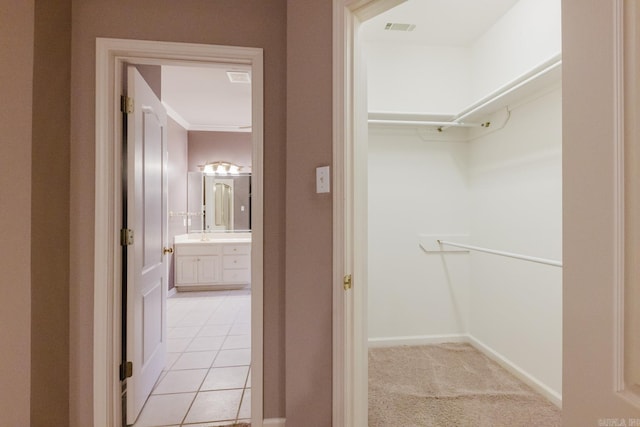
120;361;133;380
120;95;134;114
343;274;352;291
121;228;134;246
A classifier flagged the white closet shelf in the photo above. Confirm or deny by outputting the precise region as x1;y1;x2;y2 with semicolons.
368;53;562;129
368;112;456;122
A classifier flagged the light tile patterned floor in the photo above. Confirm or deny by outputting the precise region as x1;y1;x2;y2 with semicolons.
133;289;251;427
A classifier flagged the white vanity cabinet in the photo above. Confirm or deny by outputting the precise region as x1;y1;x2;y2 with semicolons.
174;236;251;290
174;244;221;285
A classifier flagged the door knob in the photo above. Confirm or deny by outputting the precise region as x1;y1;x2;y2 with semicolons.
163;247;174;255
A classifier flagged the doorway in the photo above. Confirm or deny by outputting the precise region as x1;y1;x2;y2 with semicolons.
334;0;639;426
94;38;264;427
334;0;563;425
362;0;563;423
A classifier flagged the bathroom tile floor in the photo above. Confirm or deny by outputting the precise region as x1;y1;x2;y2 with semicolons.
133;289;251;427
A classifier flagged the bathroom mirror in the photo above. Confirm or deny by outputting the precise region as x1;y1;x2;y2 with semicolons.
187;171;251;233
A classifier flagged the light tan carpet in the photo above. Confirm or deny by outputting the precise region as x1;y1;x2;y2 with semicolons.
369;343;561;427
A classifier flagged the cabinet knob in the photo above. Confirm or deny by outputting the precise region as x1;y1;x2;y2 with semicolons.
163;247;174;255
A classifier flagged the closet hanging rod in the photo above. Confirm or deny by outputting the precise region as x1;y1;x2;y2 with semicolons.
437;240;562;268
367;119;488;129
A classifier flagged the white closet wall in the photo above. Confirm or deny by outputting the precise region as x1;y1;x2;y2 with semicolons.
368;129;470;343
366;44;471;114
470;0;561;99
468;87;562;398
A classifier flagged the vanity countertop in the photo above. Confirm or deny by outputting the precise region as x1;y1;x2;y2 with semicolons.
174;233;251;245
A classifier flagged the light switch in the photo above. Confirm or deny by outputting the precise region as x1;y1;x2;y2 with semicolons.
316;166;330;193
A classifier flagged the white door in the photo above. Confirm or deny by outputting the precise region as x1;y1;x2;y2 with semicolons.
125;66;168;425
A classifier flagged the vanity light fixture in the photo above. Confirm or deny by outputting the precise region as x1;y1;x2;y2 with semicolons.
199;161;243;175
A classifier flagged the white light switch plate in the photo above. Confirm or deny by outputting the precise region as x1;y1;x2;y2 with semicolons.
316;166;330;193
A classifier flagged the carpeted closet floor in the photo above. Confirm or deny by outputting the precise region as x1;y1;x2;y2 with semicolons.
369;343;561;427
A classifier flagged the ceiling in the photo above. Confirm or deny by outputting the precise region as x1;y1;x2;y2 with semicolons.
360;0;520;46
161;64;252;132
160;0;520;132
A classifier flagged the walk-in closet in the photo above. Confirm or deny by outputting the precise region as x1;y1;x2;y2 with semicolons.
362;0;562;424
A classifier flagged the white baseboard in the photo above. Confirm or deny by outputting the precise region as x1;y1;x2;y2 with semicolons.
263;418;286;427
368;333;468;348
168;287;177;298
466;335;562;408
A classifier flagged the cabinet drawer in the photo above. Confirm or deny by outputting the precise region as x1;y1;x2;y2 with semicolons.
223;255;250;269
222;269;251;283
175;244;221;256
223;244;251;255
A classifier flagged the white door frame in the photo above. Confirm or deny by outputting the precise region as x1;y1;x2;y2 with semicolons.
332;1;404;426
94;38;264;427
562;0;640;420
334;1;640;426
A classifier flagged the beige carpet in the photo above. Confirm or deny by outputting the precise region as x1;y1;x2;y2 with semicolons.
369;343;561;427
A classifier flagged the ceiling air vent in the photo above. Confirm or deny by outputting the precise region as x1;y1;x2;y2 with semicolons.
384;22;416;32
226;71;251;83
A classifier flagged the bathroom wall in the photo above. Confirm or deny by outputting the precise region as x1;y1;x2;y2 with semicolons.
467;87;563;399
187;131;252;172
187;131;252;232
368;128;471;342
168;117;189;290
136;64;162;99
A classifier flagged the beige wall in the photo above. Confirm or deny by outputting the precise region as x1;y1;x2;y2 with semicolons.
31;1;72;425
286;0;334;425
69;0;287;424
0;2;35;425
136;64;162;99
5;1;640;425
